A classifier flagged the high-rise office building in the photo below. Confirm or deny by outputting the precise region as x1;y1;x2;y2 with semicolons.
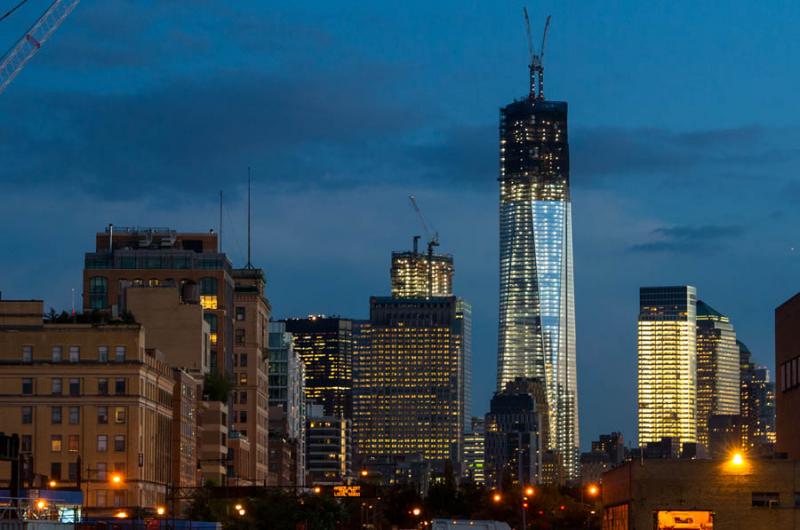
353;242;471;470
638;286;698;446
354;298;470;469
496;23;578;478
462;418;486;485
484;377;549;487
306;404;352;486
738;344;775;452
83;226;234;375
283;316;352;419
390;239;454;298
695;301;740;448
268;322;306;487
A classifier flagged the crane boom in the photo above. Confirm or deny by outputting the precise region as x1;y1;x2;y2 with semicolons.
0;0;80;96
408;195;438;244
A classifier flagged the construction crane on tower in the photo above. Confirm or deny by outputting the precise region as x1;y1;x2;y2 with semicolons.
523;7;550;100
408;195;440;299
0;0;81;96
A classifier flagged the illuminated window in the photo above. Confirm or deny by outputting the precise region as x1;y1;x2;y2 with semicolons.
115;407;126;424
200;277;218;309
51;435;62;452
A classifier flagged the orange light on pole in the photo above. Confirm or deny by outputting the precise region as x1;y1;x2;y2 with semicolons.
114;510;128;519
524;486;535;497
110;472;124;485
48;480;57;488
35;499;47;510
412;507;422;517
492;492;502;503
360;470;368;477
156;506;166;516
313;486;322;494
731;452;744;466
586;484;600;497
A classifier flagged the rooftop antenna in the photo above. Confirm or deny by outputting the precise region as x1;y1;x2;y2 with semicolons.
523;8;551;100
245;167;253;269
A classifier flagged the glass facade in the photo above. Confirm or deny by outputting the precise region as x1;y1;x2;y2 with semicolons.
695;300;740;448
638;286;698;445
497;91;578;478
283;317;353;419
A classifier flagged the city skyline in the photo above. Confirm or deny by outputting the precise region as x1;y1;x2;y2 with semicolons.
2;0;799;450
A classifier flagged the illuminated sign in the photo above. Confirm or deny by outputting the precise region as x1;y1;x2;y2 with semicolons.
656;510;713;530
333;486;361;497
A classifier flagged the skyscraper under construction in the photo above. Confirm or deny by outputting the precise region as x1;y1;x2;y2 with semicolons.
496;14;579;479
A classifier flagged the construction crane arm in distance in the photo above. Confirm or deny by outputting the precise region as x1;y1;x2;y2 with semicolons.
0;0;80;96
408;195;439;244
539;15;552;66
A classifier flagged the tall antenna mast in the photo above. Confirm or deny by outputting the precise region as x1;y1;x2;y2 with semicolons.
246;167;253;269
219;190;223;253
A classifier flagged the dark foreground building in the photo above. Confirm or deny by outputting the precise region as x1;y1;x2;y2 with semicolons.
775;294;800;459
602;458;800;530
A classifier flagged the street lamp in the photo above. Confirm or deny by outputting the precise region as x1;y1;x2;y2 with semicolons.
492;492;502;503
48;480;57;489
360;470;369;477
586;484;600;498
114;510;128;519
313;486;322;494
524;486;535;497
731;452;744;466
35;499;47;510
156;506;166;516
110;472;124;485
412;507;422;517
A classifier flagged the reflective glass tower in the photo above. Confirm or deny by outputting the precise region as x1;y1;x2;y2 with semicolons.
638;286;698;446
695;300;740;448
496;31;578;479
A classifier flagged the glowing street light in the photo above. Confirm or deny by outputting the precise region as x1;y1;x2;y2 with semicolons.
360;470;368;477
48;480;57;488
35;499;47;510
412;507;422;517
114;510;128;519
238;508;246;516
492;492;502;503
524;486;535;497
234;504;243;511
586;484;600;497
110;472;124;485
156;506;166;516
313;486;322;494
731;452;744;466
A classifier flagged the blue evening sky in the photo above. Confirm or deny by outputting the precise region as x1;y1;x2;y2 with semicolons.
2;0;800;449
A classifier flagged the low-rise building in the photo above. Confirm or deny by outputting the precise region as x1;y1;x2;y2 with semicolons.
602;458;800;530
0;300;173;515
306;405;351;486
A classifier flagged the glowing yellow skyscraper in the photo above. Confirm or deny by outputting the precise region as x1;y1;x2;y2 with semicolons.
638;286;697;446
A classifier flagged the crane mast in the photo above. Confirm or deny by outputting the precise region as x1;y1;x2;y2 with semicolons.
408;195;440;298
522;8;551;101
0;0;81;96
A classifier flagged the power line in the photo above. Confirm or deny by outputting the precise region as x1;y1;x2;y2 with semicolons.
0;0;29;23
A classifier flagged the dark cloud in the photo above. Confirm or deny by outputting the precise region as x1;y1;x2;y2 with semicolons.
571;125;800;185
0;68;427;198
629;224;746;254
